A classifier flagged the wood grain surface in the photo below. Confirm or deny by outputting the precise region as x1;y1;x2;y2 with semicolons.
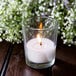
0;41;76;76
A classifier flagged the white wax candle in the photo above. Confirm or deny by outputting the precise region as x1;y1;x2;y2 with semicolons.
26;38;56;63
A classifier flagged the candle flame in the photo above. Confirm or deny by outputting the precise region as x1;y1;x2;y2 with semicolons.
37;34;42;45
39;22;43;30
37;22;43;45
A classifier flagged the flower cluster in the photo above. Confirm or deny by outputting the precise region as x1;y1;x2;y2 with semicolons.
30;0;76;46
0;0;32;43
29;0;54;16
51;0;76;46
0;0;76;46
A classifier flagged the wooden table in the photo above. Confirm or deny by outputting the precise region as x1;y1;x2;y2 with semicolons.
0;41;76;76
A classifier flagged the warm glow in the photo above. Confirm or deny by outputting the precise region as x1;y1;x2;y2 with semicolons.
37;34;42;45
36;22;43;45
39;22;43;29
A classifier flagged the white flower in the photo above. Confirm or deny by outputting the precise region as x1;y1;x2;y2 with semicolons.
63;39;67;44
0;38;2;42
47;9;51;12
55;12;60;17
43;3;46;6
49;2;52;6
22;0;32;4
38;0;43;4
51;7;56;16
68;44;71;47
63;21;68;26
70;32;73;35
35;11;40;16
70;13;74;17
39;6;45;11
62;32;65;37
53;2;56;6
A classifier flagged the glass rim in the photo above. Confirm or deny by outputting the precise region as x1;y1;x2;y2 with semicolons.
25;25;56;31
23;15;58;31
26;15;56;21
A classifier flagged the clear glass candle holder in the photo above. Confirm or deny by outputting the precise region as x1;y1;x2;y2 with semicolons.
22;16;58;69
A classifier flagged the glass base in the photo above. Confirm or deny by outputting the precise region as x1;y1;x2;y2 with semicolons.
26;58;55;69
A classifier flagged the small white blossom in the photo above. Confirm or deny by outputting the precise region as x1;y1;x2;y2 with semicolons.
49;3;52;6
62;32;65;37
68;44;71;47
61;3;64;8
53;2;56;6
47;9;51;12
55;12;60;17
38;0;43;4
63;39;67;44
35;11;40;16
63;21;68;26
0;38;2;42
39;6;45;11
43;3;46;6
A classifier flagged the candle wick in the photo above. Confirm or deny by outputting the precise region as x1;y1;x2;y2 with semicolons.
40;42;42;46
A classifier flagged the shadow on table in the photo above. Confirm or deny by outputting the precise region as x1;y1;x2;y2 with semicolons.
23;65;52;76
52;59;76;76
